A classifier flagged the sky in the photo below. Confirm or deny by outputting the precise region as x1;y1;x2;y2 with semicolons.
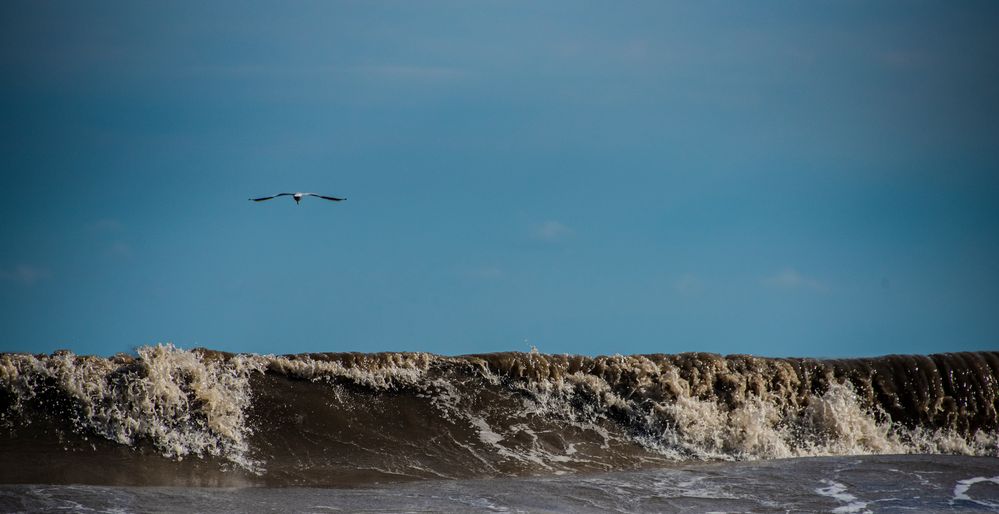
1;1;998;358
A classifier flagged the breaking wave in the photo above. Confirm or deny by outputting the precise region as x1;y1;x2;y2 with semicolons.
1;346;996;486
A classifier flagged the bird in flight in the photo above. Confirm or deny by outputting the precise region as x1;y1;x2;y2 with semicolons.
249;192;346;204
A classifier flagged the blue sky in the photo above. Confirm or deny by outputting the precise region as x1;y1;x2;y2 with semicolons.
1;1;997;357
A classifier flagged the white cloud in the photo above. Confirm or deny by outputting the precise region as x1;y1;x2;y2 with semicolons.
0;264;52;286
462;266;503;280
106;241;133;258
530;220;573;242
353;64;468;82
762;268;826;292
876;50;932;70
673;273;703;295
87;218;123;232
186;63;469;85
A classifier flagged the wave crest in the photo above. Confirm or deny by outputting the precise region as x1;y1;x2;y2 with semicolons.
1;346;996;485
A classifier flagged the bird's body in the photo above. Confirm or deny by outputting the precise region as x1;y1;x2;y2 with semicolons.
249;192;346;204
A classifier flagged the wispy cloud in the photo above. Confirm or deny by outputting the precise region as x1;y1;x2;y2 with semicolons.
762;268;826;292
673;273;703;295
106;241;133;258
461;265;503;280
185;63;469;84
875;50;933;70
0;264;52;286
530;220;573;242
353;64;467;82
87;218;124;232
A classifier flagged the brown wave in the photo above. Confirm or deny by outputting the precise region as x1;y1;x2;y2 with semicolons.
1;346;996;486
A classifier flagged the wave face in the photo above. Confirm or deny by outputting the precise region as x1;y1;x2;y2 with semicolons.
1;346;997;486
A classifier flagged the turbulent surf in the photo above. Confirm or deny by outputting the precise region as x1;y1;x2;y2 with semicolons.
1;346;997;487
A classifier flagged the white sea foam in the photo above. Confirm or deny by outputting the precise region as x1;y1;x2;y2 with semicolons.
1;344;264;469
815;479;871;514
262;352;432;390
952;476;999;509
522;355;998;461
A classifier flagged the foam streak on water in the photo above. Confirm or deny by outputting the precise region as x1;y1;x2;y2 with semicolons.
815;479;871;513
953;476;999;509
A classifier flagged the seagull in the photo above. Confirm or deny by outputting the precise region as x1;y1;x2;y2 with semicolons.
249;192;346;204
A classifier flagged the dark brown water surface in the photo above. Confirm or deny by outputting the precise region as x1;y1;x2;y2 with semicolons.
1;347;996;487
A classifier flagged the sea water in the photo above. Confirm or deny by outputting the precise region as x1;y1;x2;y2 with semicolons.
1;346;997;511
3;456;998;512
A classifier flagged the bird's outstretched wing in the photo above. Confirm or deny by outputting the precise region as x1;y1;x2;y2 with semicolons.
249;193;294;202
306;193;346;202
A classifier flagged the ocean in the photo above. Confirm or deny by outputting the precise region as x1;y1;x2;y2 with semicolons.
1;345;997;512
